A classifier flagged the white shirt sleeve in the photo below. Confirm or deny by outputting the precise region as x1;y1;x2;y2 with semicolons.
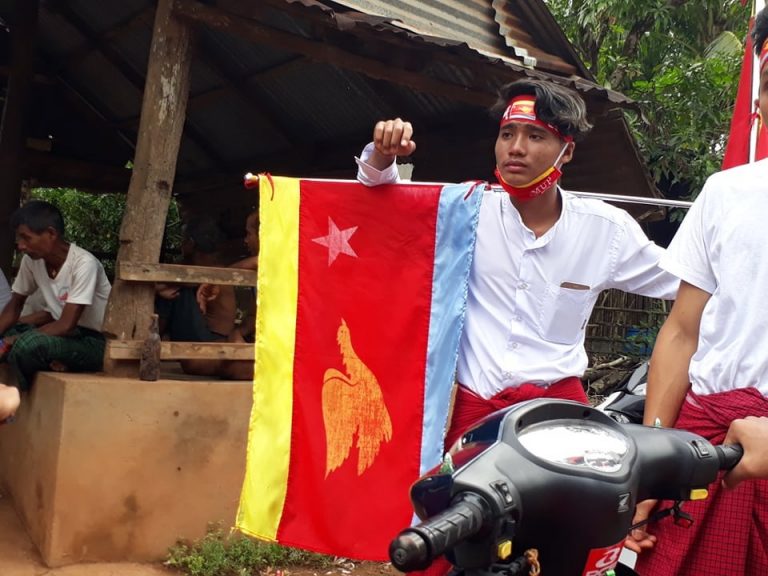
659;184;716;294
11;256;38;296
355;142;401;186
609;211;680;299
66;254;99;306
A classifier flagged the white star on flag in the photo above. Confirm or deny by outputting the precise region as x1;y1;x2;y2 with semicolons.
312;217;358;266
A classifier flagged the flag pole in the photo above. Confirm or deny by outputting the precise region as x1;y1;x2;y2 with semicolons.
243;173;693;208
750;0;766;162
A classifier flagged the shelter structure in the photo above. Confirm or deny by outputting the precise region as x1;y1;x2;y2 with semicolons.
0;0;663;368
0;0;665;567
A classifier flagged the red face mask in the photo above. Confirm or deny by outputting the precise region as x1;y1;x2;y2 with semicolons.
495;144;569;202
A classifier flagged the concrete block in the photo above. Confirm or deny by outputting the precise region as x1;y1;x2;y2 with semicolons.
0;372;252;567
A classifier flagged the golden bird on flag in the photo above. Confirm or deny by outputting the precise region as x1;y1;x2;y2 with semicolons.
322;318;393;477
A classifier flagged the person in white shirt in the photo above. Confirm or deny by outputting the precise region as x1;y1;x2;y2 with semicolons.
357;79;679;454
0;200;112;422
626;17;768;572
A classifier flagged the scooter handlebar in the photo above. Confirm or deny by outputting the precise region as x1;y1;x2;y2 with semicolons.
715;443;743;471
389;492;490;572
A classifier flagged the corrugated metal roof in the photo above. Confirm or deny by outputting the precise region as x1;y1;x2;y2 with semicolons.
331;0;506;54
0;0;657;213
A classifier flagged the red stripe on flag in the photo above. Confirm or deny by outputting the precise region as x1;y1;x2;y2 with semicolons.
276;180;444;559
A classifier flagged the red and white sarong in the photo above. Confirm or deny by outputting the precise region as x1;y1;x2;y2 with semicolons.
416;377;588;576
635;387;768;576
444;376;587;449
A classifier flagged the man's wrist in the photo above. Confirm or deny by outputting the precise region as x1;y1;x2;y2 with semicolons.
368;149;396;171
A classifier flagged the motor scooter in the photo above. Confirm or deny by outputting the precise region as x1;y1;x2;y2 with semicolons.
389;399;742;576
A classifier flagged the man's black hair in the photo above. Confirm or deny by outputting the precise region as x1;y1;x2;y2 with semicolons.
183;217;225;254
489;79;593;142
753;8;768;56
10;200;65;236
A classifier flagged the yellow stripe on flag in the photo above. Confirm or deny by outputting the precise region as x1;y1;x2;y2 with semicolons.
236;176;300;540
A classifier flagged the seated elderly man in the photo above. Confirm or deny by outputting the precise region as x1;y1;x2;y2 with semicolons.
0;200;111;422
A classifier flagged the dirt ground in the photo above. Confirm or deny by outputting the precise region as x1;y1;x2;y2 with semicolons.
0;489;171;576
273;561;396;576
0;487;395;576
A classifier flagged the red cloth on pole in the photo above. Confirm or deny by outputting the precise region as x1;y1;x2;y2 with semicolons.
722;22;768;169
444;377;587;452
634;387;768;576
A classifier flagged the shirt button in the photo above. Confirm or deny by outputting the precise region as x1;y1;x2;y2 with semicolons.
514;315;522;322
518;282;529;290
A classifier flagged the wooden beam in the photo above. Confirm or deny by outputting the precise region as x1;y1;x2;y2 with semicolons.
108;340;253;361
172;0;495;108
102;0;193;373
119;262;257;287
0;0;39;274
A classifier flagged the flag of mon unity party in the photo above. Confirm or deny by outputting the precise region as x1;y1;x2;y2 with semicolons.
236;175;481;560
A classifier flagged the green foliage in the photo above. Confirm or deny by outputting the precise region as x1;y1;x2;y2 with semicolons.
628;53;741;202
29;188;182;278
165;527;333;576
546;0;750;201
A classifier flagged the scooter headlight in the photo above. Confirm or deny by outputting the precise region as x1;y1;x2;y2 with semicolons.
518;420;630;474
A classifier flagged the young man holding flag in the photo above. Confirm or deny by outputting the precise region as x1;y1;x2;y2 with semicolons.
357;78;679;450
626;8;768;574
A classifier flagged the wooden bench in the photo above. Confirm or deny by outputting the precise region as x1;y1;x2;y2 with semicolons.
106;261;257;367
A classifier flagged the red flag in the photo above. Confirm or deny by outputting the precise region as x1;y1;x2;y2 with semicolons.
722;19;768;168
237;177;481;559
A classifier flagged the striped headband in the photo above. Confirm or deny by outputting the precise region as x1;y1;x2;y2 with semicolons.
500;96;573;142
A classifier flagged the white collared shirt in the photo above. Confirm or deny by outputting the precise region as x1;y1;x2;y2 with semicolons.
661;159;768;397
356;144;678;398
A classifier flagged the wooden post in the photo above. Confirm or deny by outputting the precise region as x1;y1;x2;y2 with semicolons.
102;0;193;374
0;0;39;275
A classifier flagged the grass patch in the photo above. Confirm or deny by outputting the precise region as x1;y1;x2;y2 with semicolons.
166;526;334;576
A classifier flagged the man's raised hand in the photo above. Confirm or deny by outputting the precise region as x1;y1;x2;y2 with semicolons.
373;118;416;159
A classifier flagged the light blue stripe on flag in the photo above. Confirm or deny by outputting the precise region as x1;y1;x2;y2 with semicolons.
419;182;482;476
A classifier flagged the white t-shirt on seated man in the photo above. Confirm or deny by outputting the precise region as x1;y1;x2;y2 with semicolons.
12;243;111;332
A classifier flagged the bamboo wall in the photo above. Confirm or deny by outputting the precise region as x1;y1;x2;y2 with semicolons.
586;289;671;356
